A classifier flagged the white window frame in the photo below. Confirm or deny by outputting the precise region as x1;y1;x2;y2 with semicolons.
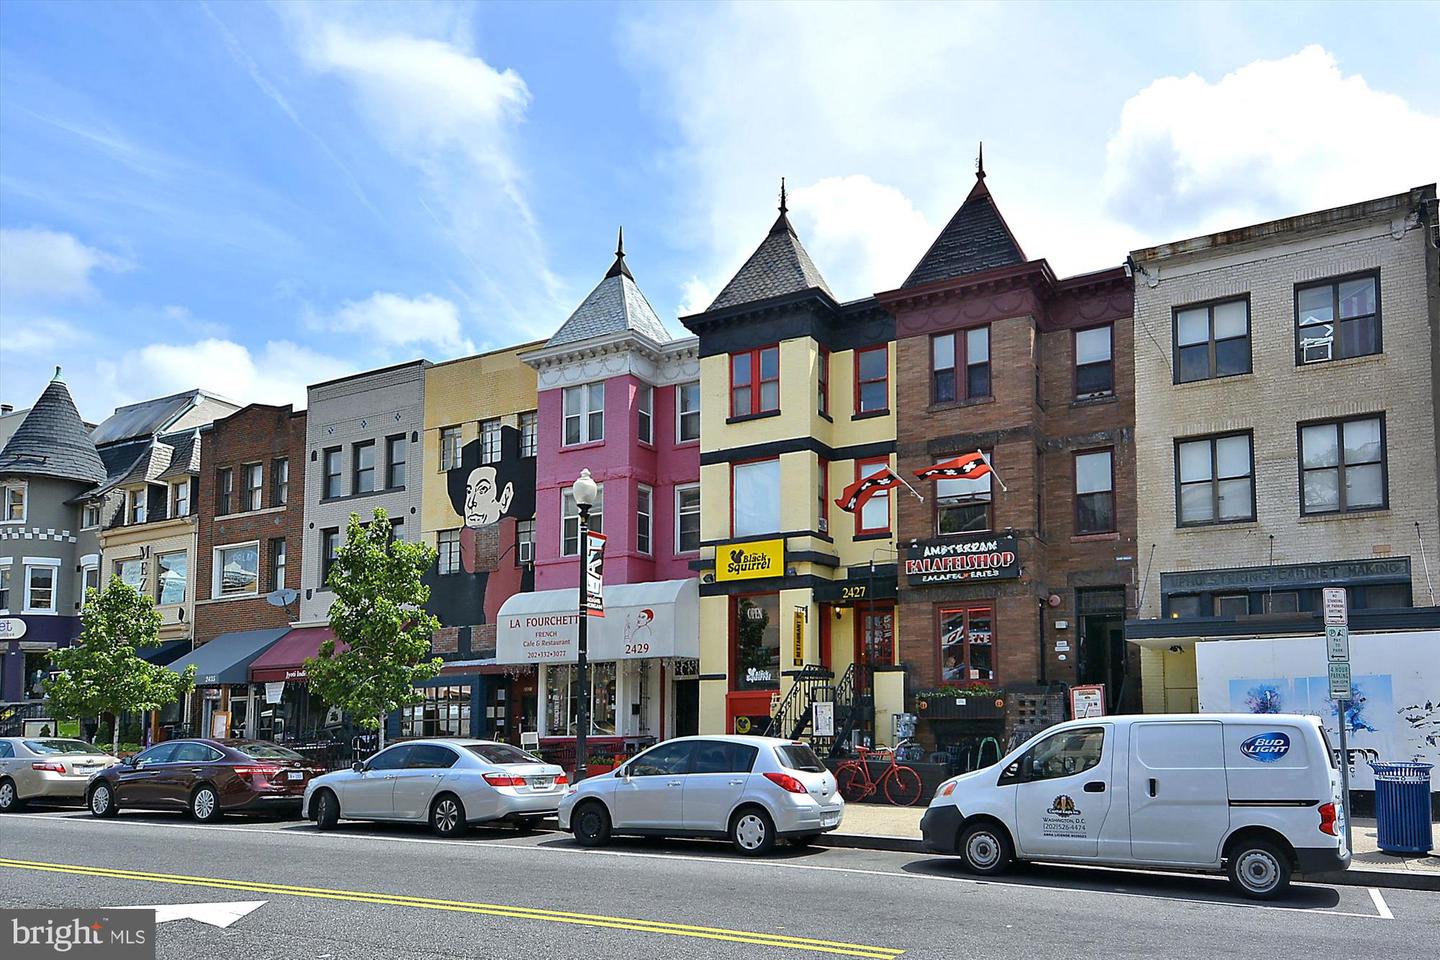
155;549;188;606
212;540;260;599
2;482;27;523
520;411;538;458
517;519;535;565
563;383;605;446
437;529;461;575
81;501;101;530
561;484;604;557
675;483;700;555
480;419;502;464
242;462;263;510
23;557;61;615
113;557;145;592
0;560;12;614
676;381;700;444
637;384;654;446
439;426;462;471
171;480;191;518
636;484;653;555
128;488;146;525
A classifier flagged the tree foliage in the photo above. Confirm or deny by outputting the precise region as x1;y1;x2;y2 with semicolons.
306;508;441;747
45;578;195;754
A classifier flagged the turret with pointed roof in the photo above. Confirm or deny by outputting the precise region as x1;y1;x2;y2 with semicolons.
0;367;105;485
902;145;1027;288
545;228;671;348
705;178;835;312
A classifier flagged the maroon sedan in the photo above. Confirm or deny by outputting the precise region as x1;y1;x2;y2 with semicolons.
87;739;326;822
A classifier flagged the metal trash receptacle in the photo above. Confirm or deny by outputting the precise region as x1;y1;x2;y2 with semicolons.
1369;762;1434;855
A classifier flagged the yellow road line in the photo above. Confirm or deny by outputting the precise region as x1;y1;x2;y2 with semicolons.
0;857;903;959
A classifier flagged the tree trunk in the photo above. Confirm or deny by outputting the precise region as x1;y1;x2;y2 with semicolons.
108;713;119;756
376;715;386;750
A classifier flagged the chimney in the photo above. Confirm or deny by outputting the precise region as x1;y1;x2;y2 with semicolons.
1;404;13;414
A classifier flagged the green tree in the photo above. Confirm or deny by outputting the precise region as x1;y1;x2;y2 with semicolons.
45;579;196;755
306;508;441;748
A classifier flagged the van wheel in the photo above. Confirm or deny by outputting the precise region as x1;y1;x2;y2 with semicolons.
572;801;611;847
1228;839;1291;900
731;807;776;856
313;790;340;830
960;821;1013;876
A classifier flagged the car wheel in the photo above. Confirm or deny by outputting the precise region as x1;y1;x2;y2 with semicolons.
190;784;222;823
572;801;611;847
789;833;821;848
730;807;776;857
1227;839;1291;900
959;821;1013;876
314;790;340;830
89;782;118;818
0;777;23;813
430;794;468;838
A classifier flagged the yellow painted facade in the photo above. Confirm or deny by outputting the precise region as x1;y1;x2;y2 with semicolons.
99;508;197;644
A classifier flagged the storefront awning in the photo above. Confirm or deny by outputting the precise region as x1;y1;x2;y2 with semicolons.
138;638;192;666
249;625;347;683
167;628;289;686
497;578;700;665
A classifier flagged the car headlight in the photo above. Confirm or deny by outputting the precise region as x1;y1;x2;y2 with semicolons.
939;781;957;797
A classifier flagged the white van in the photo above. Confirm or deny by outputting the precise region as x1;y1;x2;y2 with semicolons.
920;713;1349;898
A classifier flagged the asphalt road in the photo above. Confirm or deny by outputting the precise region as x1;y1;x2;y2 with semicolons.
2;806;1435;960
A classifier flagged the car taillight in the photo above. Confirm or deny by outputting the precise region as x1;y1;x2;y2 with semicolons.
555;774;569;785
483;773;526;787
32;761;66;774
763;772;807;794
234;765;282;778
1318;801;1339;836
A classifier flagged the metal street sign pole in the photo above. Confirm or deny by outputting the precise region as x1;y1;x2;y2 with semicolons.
1323;587;1352;852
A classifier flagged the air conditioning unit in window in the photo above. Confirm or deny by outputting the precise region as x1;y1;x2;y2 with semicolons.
1300;331;1333;364
518;542;534;565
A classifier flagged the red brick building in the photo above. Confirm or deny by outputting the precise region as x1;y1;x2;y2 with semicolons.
877;164;1137;749
193;404;307;644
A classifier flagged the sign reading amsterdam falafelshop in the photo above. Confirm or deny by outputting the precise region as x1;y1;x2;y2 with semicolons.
904;533;1020;585
715;538;785;582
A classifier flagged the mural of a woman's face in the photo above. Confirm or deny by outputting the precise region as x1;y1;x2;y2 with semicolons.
465;465;514;527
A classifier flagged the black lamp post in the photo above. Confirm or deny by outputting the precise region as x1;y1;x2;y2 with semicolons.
572;468;598;781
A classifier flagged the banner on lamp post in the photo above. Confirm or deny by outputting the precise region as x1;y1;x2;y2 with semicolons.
585;531;607;618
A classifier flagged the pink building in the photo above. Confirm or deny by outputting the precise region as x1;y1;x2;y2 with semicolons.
499;235;701;745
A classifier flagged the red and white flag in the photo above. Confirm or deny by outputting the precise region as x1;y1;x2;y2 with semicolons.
914;451;992;482
834;468;902;514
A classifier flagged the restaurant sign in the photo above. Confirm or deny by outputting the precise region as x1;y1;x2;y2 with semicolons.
714;538;784;582
904;533;1020;585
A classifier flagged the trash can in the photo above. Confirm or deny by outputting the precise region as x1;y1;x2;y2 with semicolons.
1369;762;1434;854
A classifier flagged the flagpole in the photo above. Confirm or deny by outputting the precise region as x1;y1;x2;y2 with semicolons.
894;470;925;503
978;449;1008;492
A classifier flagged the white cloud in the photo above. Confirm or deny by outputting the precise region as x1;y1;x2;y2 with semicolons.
98;338;353;411
789;176;935;295
676;277;716;318
1103;45;1440;235
0;316;89;354
310;291;474;359
0;228;131;302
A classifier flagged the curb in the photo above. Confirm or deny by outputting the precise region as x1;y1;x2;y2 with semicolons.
816;833;1440;892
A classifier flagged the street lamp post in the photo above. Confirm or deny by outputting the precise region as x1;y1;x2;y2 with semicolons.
572;468;599;782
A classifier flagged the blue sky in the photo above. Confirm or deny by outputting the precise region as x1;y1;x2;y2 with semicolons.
1;0;1436;422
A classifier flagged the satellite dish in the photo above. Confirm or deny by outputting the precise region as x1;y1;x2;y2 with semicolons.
266;588;299;608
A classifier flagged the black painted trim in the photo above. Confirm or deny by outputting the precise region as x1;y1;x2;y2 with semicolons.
697;673;728;681
726;410;782;426
789;550;840;568
852;531;892;543
699;529;831;547
685;295;894;357
700;436;896;467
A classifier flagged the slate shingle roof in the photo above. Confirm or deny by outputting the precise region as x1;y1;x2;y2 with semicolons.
546;237;672;348
0;376;105;484
707;211;834;311
89;390;200;447
902;173;1026;288
154;431;200;482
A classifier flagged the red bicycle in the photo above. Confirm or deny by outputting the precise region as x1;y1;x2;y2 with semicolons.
835;740;923;806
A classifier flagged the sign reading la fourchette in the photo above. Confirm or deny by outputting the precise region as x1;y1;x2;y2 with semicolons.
714;539;784;583
904;533;1020;585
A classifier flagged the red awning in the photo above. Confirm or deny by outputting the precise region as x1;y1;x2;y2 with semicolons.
249;626;348;683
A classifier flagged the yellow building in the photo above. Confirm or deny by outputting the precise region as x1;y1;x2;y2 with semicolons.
419;343;543;741
680;190;901;746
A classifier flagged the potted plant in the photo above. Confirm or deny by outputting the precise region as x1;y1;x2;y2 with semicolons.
915;685;1006;720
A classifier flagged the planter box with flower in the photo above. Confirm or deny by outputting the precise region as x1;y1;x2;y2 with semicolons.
915;685;1006;720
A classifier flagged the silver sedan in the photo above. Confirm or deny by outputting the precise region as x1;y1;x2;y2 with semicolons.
0;737;119;811
303;738;567;837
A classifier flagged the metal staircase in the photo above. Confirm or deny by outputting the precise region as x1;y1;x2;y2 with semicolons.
761;663;873;759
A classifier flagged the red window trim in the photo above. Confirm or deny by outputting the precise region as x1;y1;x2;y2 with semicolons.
854;456;892;536
730;345;780;417
817;457;830;535
729;455;780;538
818;347;830;417
935;602;997;685
854;344;889;415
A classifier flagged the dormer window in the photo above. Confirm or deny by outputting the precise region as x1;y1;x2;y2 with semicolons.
129;489;146;525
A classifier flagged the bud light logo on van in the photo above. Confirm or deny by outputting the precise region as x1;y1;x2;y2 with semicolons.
1240;731;1290;763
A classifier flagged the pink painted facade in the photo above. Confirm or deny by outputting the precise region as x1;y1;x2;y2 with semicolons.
533;372;699;590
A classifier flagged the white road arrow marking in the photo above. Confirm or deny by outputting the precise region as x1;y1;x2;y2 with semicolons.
114;900;267;928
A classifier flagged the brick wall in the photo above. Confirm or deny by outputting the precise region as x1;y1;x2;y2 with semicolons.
193;404;307;644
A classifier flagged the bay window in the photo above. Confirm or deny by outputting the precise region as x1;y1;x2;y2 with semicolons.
675;484;700;553
676;382;700;443
931;326;990;404
562;484;604;556
731;459;780;537
730;346;779;417
855;458;891;534
637;384;653;445
935;454;992;534
855;345;888;414
564;383;605;445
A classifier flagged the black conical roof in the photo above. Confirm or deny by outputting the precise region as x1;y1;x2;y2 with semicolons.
705;179;835;312
0;374;105;484
902;169;1026;288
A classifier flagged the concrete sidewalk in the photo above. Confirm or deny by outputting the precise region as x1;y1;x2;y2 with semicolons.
821;802;1440;891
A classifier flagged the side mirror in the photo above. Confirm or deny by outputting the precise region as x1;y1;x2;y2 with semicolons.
351;761;365;773
122;756;137;768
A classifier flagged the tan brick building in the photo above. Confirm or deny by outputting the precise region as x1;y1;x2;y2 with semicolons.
1125;185;1440;712
877;165;1136;756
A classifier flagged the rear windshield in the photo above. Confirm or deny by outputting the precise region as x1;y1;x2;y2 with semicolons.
775;744;826;773
1316;724;1338;769
235;743;307;762
466;744;541;765
25;740;99;756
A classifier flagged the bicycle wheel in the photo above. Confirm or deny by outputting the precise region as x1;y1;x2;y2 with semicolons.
836;762;869;802
884;765;923;806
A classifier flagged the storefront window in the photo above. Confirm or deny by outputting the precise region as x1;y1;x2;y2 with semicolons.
400;685;473;738
862;609;894;665
938;605;994;683
544;663;617;736
156;551;187;605
735;595;780;689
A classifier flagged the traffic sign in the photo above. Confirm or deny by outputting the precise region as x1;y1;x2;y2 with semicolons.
1323;586;1348;626
1328;661;1352;699
1325;624;1350;662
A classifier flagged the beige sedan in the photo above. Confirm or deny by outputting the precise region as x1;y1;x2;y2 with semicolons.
0;737;119;811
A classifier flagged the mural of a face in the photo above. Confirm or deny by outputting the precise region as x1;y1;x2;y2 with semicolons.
465;465;514;528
